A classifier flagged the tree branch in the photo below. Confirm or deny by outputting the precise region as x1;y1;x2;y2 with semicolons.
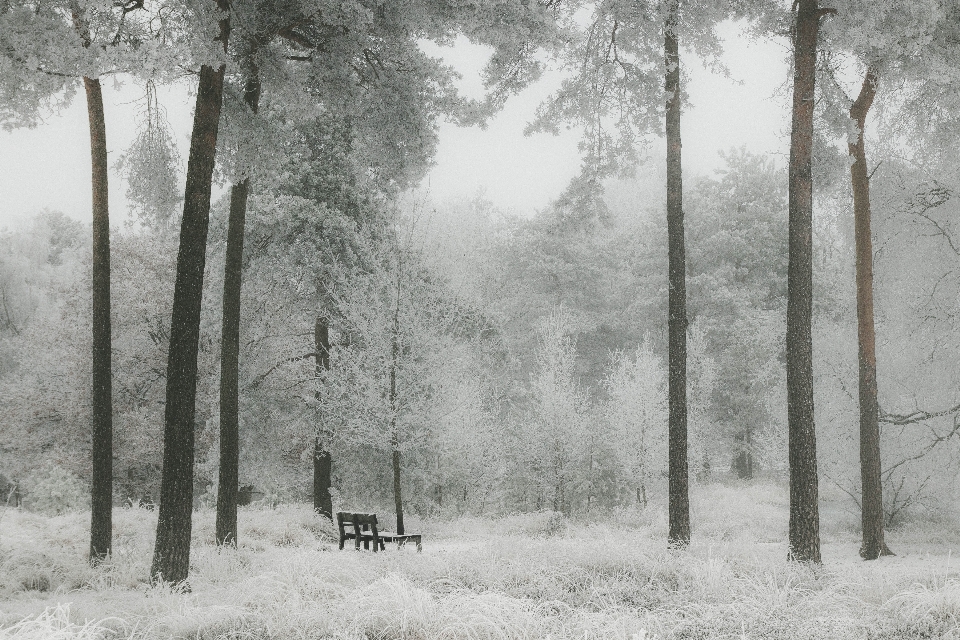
247;352;317;390
0;284;21;335
880;402;960;425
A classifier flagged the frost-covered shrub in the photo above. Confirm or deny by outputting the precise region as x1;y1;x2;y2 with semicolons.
24;465;88;516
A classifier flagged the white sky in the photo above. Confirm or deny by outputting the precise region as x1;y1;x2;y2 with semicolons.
0;21;791;228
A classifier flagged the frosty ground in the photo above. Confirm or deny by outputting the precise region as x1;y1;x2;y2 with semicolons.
0;482;957;640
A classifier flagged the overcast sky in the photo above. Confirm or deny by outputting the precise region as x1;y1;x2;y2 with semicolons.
0;21;790;228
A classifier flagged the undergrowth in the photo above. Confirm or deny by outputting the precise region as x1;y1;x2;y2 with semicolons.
0;482;957;639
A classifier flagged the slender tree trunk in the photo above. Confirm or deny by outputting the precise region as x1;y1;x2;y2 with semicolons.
664;0;690;548
587;443;594;512
152;4;230;586
85;76;112;564
849;66;893;561
71;2;113;566
390;278;404;535
392;447;403;534
216;67;261;547
313;316;332;519
786;0;825;564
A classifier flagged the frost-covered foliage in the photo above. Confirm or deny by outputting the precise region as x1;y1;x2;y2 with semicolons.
524;308;594;513
114;82;182;231
22;466;88;517
604;341;667;506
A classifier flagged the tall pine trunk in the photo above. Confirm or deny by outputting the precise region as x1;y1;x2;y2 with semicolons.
152;4;230;585
71;2;113;566
313;316;332;519
849;66;893;561
390;277;404;535
664;0;690;548
85;75;113;564
216;68;261;547
786;0;824;564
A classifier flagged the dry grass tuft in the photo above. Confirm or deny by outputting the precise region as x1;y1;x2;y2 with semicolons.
0;604;117;640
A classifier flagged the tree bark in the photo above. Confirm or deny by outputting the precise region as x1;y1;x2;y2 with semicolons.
664;0;690;548
390;277;404;535
313;316;332;519
152;4;230;586
85;75;113;565
216;67;261;547
71;2;113;566
786;0;823;564
849;65;893;561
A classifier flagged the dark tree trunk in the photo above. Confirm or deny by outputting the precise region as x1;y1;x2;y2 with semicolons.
849;66;893;561
71;0;113;569
392;446;403;534
786;0;824;564
664;0;690;548
152;4;230;586
313;316;332;519
85;76;113;565
390;281;404;535
216;68;262;547
733;430;754;480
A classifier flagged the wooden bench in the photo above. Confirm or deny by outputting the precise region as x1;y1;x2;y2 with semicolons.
336;512;422;552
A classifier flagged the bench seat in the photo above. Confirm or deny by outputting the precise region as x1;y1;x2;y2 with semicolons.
337;512;422;552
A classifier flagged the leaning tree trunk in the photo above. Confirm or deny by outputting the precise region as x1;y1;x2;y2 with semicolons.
85;75;113;565
152;3;230;586
216;66;262;547
849;65;893;561
313;316;332;519
786;0;825;564
664;0;690;548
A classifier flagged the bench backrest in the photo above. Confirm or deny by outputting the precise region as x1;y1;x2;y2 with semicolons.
336;512;380;542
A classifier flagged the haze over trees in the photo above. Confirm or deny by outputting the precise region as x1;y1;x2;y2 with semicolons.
1;1;960;617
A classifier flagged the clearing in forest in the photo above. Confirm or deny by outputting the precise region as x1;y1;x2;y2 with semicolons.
0;483;958;640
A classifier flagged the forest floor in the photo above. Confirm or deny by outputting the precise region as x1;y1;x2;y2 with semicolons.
0;482;958;639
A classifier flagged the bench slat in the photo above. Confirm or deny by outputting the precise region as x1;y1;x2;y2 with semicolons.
336;512;421;552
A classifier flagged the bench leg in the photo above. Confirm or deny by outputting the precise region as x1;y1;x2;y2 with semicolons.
396;537;422;552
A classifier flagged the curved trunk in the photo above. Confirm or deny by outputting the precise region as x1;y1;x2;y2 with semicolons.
664;0;690;548
85;75;113;565
216;68;262;547
849;66;893;561
152;3;230;586
786;0;823;564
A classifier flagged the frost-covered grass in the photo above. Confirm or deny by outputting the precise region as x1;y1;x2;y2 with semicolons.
1;482;958;639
